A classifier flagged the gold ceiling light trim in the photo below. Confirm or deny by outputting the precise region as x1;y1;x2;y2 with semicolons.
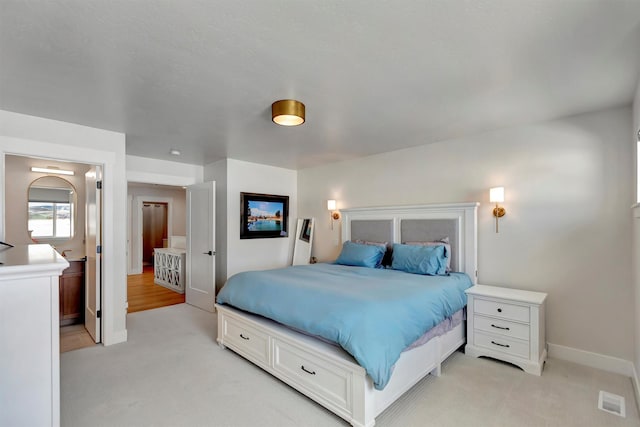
272;99;305;126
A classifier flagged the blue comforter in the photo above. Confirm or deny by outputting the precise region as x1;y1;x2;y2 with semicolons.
216;263;472;390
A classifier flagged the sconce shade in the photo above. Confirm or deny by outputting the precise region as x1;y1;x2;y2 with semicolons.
327;199;340;230
272;99;305;126
489;187;505;203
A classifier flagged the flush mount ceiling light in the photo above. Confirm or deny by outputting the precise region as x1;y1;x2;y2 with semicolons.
169;148;181;156
272;99;305;126
31;166;74;176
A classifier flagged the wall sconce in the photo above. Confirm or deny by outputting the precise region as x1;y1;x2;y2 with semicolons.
272;99;305;126
489;187;506;233
327;200;340;230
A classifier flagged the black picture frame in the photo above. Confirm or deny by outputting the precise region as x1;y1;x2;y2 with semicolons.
300;218;312;242
240;192;289;239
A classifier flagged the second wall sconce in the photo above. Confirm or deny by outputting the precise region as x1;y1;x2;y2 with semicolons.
327;200;340;230
489;187;506;233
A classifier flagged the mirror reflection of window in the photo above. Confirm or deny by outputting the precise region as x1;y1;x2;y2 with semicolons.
28;201;72;238
300;218;312;242
28;176;76;241
292;218;314;266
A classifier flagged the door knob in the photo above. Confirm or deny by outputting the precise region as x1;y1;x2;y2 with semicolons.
203;251;215;256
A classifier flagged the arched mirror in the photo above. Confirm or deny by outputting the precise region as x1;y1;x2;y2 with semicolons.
292;218;314;265
28;176;76;242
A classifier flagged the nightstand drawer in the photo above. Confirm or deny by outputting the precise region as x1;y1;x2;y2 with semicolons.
474;331;529;359
474;315;529;341
474;298;530;323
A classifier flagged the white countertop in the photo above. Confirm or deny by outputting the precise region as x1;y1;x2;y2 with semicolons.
0;244;69;276
154;247;187;254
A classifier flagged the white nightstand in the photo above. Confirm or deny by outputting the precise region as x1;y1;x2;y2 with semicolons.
465;284;547;375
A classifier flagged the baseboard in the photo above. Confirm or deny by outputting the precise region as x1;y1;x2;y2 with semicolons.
633;364;640;413
103;328;128;346
547;343;634;377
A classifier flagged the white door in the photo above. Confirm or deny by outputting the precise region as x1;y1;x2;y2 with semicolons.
85;166;102;342
186;181;216;312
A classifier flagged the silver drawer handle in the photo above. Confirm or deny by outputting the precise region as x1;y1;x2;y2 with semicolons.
491;324;510;331
239;333;250;340
301;365;316;375
491;340;510;348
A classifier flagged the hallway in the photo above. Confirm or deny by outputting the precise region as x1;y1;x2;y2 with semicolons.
127;266;185;313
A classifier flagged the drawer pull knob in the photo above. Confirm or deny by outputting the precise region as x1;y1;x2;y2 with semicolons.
301;365;316;375
239;333;250;340
491;324;510;331
497;308;502;313
491;340;510;348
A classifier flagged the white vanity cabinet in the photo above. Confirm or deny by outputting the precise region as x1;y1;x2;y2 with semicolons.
0;244;69;427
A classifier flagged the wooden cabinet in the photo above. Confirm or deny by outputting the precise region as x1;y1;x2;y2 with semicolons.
59;260;85;326
465;284;547;375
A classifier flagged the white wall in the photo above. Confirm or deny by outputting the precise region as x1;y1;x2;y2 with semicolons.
126;154;203;186
127;183;187;274
0;109;128;345
633;77;640;385
205;158;297;290
298;107;634;361
5;155;90;257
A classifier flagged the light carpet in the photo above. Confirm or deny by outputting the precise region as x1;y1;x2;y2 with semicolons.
61;303;639;426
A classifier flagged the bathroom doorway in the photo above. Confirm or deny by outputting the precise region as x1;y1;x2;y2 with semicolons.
3;154;101;351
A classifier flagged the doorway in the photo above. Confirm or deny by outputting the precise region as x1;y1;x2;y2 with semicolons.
3;154;102;352
127;183;187;313
142;202;168;267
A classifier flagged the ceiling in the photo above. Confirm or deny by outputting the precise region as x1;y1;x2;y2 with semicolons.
1;1;639;170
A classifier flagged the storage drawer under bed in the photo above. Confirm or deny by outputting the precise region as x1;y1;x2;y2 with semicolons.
220;315;270;368
272;338;353;415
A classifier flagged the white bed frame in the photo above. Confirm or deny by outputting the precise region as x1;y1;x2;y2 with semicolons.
216;202;478;427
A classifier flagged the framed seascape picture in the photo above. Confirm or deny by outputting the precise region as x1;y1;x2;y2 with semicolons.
240;192;289;239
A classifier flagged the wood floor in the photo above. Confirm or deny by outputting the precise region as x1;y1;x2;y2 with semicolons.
60;324;96;353
127;266;185;313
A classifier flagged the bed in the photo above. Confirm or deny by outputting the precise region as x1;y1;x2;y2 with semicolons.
215;202;479;427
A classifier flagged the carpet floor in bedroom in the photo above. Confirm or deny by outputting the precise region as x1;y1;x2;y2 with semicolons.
61;303;639;427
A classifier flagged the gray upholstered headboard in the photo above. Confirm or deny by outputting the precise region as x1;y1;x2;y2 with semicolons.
350;220;394;245
342;203;478;282
400;219;459;271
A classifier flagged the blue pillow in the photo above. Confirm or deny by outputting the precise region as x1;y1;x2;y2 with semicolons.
335;241;386;268
391;243;447;275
